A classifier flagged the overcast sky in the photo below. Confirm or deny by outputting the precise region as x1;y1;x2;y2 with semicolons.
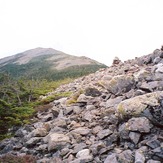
0;0;163;65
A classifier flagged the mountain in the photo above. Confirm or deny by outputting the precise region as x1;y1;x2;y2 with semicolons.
1;47;163;162
0;47;107;80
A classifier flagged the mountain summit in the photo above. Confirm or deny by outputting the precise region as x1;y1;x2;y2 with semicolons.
0;48;106;80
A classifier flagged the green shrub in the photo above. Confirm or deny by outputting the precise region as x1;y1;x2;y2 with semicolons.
38;92;72;105
0;73;73;139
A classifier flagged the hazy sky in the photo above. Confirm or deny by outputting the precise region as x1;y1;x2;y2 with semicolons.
0;0;163;65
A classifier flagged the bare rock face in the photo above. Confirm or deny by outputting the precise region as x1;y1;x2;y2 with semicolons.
1;47;163;162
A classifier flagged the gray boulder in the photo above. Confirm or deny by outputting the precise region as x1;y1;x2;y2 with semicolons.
47;133;70;151
117;91;163;118
101;75;135;95
104;153;118;163
135;149;145;163
117;150;134;163
127;117;152;133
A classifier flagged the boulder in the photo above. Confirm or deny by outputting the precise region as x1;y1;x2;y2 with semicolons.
101;75;135;95
90;141;105;155
155;63;163;73
152;147;163;159
135;149;145;163
105;96;124;108
51;118;67;129
127;117;152;133
76;149;91;158
84;87;101;97
72;143;87;154
82;111;94;122
97;129;113;139
26;137;42;147
104;153;118;163
129;131;141;144
51;106;60;117
146;137;161;149
139;81;163;92
141;102;163;127
42;113;54;122
71;127;91;136
118;123;130;140
117;150;134;163
15;128;28;137
31;128;48;137
70;149;93;163
117;91;163;118
153;57;162;64
134;69;152;82
47;133;70;151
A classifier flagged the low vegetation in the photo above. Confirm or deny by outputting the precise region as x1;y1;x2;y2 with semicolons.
0;73;73;140
66;90;83;105
0;59;106;140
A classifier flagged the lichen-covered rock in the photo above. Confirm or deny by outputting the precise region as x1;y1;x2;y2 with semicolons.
101;75;135;95
117;91;163;118
134;69;153;82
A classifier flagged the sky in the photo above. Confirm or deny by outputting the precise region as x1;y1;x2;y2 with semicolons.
0;0;163;66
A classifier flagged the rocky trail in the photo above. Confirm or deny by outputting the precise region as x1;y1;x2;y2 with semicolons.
0;48;163;162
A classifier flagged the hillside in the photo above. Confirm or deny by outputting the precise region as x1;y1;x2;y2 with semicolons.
0;47;163;162
0;48;107;80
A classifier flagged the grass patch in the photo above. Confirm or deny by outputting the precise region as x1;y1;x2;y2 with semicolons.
66;90;83;105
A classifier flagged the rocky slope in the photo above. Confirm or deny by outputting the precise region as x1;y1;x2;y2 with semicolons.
0;47;163;163
0;47;106;80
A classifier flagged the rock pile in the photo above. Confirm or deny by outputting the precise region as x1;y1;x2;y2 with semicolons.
0;48;163;163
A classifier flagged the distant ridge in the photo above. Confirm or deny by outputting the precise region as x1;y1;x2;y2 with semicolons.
0;48;107;80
